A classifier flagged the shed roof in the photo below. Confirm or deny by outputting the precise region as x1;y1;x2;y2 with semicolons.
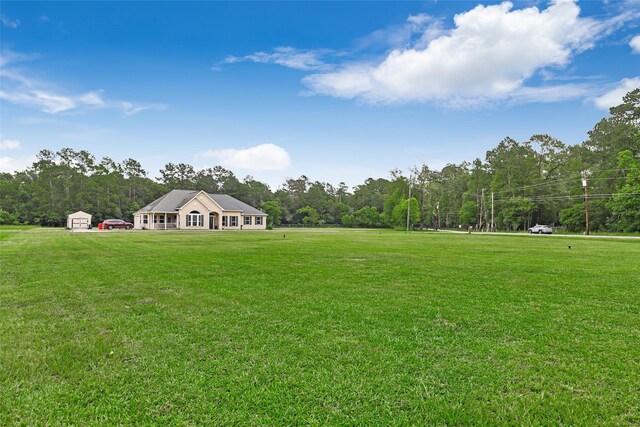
68;210;92;217
137;190;266;215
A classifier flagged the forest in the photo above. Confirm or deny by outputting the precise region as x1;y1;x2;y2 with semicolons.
1;90;638;232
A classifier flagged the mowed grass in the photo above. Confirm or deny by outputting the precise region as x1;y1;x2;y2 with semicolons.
1;228;639;425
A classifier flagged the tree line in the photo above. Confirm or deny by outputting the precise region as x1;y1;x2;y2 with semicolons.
1;90;638;232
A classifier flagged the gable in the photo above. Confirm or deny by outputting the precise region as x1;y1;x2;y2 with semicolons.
179;191;223;213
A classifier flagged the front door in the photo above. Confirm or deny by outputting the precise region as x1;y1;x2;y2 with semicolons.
209;214;215;230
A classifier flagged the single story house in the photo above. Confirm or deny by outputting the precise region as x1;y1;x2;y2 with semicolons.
133;189;267;230
67;210;92;229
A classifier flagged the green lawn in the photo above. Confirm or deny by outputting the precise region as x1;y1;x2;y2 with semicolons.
1;228;639;425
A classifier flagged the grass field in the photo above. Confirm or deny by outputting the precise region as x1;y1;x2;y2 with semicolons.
1;227;639;425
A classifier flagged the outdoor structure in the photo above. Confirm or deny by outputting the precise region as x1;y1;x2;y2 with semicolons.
67;211;92;229
133;189;267;231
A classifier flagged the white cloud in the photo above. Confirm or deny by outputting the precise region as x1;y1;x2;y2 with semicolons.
119;101;167;116
1;14;20;29
631;35;640;53
303;0;621;106
509;84;595;105
0;48;165;115
0;135;33;173
78;91;105;106
0;135;21;150
224;47;332;71
0;49;37;67
593;77;640;110
0;154;37;173
0;88;110;114
198;143;291;171
354;13;446;52
0;90;75;113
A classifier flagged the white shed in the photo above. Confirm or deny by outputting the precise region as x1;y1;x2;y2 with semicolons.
67;211;92;229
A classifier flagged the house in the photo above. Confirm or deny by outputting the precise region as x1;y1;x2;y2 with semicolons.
67;210;92;229
133;189;267;230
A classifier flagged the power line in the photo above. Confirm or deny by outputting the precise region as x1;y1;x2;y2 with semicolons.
487;168;633;196
492;192;640;203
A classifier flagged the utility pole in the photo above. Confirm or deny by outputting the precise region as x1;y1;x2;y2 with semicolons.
436;202;440;230
406;175;412;232
582;171;589;235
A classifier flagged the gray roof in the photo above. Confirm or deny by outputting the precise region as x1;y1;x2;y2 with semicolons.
137;189;266;215
208;194;266;215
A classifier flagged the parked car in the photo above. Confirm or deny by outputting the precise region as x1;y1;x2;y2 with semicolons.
528;224;553;234
101;219;133;230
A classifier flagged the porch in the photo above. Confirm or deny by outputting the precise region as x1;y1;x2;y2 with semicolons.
152;213;178;230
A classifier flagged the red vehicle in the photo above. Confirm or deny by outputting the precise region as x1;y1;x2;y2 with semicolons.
101;219;133;230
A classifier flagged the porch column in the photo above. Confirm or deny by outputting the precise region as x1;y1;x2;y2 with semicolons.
164;213;167;230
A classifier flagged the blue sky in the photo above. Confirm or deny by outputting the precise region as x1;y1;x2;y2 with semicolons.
1;1;639;189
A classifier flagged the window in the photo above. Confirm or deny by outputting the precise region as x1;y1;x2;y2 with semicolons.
244;216;252;225
222;216;227;227
230;216;238;227
187;210;203;227
255;216;263;226
142;215;148;224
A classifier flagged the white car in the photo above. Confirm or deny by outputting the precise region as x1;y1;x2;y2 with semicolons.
528;224;553;234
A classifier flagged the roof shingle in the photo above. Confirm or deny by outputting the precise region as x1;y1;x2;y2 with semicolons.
137;189;266;215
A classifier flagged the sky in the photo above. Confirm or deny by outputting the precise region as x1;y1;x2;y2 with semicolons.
1;0;639;190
